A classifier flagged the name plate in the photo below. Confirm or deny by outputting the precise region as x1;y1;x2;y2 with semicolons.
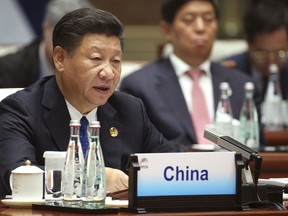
135;152;236;196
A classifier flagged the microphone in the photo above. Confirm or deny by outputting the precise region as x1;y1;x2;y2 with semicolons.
204;128;262;184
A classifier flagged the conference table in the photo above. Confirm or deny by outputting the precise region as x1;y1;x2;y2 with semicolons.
1;200;288;216
264;130;288;147
2;150;288;216
1;130;288;215
257;130;288;178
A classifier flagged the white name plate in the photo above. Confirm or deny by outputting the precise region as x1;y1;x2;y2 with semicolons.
135;152;236;197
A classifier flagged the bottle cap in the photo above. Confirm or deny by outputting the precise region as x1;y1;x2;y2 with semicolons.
69;119;80;126
245;82;254;91
90;120;101;128
220;82;230;90
269;64;279;74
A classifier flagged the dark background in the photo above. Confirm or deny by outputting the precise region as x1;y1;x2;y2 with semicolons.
17;0;251;39
15;0;253;60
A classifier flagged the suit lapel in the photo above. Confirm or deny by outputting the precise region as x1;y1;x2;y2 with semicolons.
156;59;197;142
280;64;288;100
211;63;230;112
98;99;123;168
42;77;70;150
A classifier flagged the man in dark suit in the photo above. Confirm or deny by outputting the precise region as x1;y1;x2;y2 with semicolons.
0;0;92;88
120;0;262;150
0;8;178;197
222;0;288;102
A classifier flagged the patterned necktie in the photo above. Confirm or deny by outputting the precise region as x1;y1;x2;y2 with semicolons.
80;116;89;156
188;70;210;144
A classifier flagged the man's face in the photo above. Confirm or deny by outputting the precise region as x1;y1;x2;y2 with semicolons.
54;33;122;114
249;28;288;77
162;0;218;67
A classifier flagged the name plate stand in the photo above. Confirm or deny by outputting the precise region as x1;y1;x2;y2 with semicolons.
127;152;244;212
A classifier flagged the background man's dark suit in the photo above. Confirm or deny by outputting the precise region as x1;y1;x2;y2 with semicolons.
0;39;41;87
224;51;288;102
0;76;177;196
120;58;262;150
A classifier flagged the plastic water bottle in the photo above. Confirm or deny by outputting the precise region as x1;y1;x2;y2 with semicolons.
82;121;106;209
261;64;283;131
238;82;260;151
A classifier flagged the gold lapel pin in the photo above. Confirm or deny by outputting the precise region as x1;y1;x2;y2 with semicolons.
109;127;118;137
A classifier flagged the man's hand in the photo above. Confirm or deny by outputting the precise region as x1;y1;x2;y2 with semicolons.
105;167;128;193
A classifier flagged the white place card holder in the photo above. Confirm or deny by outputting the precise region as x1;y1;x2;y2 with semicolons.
127;152;243;212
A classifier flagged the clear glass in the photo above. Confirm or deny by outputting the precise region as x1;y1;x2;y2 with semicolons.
44;151;66;201
62;120;84;207
238;82;260;151
82;121;106;209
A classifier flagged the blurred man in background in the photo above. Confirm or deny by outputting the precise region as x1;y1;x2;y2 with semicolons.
222;0;288;102
120;0;262;150
0;0;93;87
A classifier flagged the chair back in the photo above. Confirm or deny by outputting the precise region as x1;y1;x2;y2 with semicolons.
0;88;23;101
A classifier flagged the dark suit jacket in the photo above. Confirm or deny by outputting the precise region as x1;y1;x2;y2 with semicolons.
0;39;41;87
224;51;288;101
0;76;178;196
120;58;262;150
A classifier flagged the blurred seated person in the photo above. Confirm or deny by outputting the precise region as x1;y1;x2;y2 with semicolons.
0;8;179;197
221;0;288;102
0;0;92;88
120;0;263;151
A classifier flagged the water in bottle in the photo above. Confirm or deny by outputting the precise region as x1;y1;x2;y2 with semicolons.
261;64;283;131
62;120;85;207
238;82;260;151
214;82;234;137
82;121;106;209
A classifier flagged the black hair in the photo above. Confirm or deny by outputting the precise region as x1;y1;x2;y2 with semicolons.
161;0;219;23
52;8;124;53
244;0;288;44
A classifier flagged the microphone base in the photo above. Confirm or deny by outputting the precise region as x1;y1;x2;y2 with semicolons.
241;183;283;210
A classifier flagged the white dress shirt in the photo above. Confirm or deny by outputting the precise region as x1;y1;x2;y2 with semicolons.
65;100;97;136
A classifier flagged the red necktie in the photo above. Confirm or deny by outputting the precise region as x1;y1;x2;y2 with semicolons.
188;70;210;144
